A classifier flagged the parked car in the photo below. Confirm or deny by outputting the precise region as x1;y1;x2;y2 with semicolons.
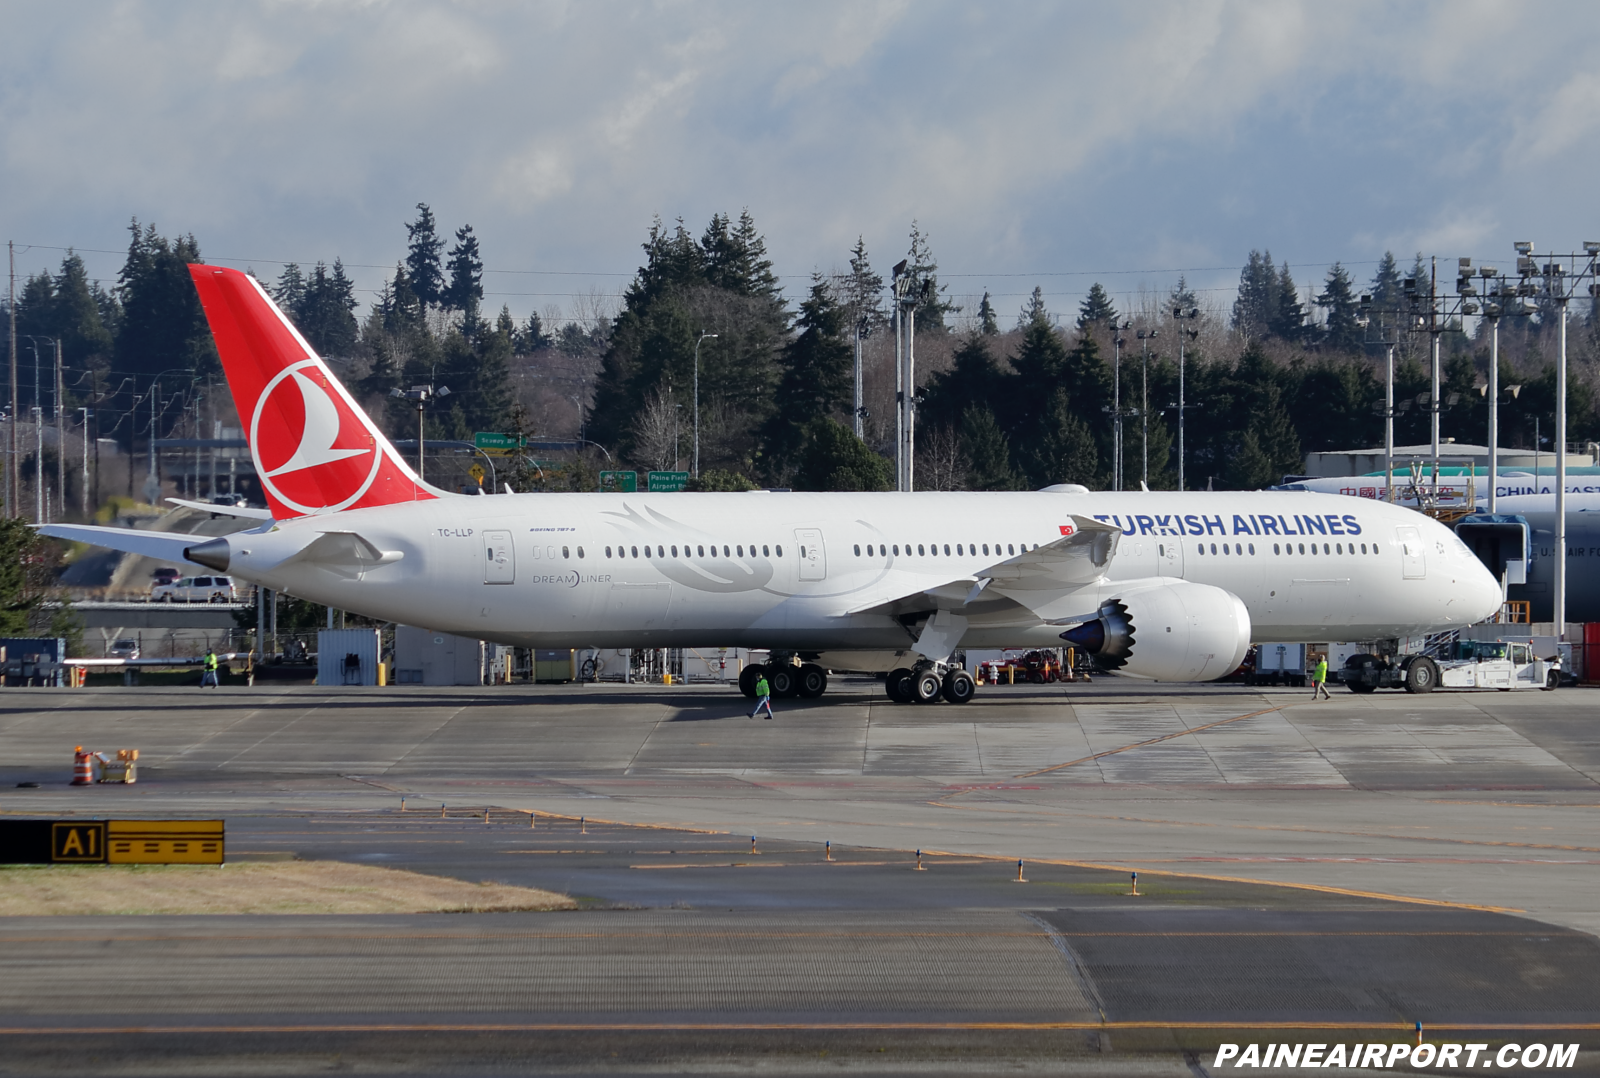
108;639;140;660
209;492;248;517
151;575;237;603
151;566;181;586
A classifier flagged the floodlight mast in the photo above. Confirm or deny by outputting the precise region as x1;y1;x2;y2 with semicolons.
692;331;716;478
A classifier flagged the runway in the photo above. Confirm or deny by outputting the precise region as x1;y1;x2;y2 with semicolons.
2;679;1598;1074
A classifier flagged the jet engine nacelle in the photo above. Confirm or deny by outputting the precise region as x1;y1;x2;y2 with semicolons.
1060;580;1251;682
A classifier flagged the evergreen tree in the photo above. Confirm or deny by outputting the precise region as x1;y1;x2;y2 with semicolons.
587;212;788;464
837;237;884;330
384;262;425;334
904;221;958;330
1077;282;1117;329
517;311;552;352
114;220;217;381
960;405;1018;490
1273;263;1304;342
444;223;484;319
920;335;1003;432
1319;262;1361;352
977;291;999;335
296;260;359;356
273;263;307;313
44;252;114;368
1017;286;1050;330
1009;314;1069;385
1018;388;1100;488
1370;251;1402;310
405;203;446;309
792;419;892;491
1168;275;1198;316
1231;250;1277;338
760;275;852;480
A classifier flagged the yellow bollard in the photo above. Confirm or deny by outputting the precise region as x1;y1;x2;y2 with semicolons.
484;809;490;824
1015;859;1027;883
1129;872;1138;896
825;840;832;862
530;812;536;830
915;849;925;871
1007;666;1015;685
580;816;586;834
440;803;446;818
400;798;406;812
750;835;758;855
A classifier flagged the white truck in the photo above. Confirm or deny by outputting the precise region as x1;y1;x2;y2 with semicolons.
1343;639;1559;694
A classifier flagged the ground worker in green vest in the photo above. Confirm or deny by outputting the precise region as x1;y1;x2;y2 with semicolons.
201;649;220;689
748;672;774;719
1311;653;1331;700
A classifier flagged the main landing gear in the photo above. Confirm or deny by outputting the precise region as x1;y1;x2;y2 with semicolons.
740;660;828;700
886;662;975;705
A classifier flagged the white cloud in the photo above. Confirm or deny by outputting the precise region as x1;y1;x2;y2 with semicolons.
6;0;1600;318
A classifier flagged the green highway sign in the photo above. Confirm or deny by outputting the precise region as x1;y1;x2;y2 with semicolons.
473;432;525;451
648;471;689;492
599;470;638;493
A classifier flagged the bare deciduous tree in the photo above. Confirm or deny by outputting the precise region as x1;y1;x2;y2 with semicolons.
915;423;969;491
629;388;683;472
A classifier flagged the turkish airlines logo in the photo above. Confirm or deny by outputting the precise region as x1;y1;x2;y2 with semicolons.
250;360;379;515
1059;524;1076;536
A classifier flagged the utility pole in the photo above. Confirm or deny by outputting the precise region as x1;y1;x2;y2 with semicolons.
1171;307;1198;492
1137;329;1157;488
54;340;64;517
890;261;920;492
79;407;90;515
852;317;868;439
6;241;15;517
692;331;715;478
1429;256;1441;502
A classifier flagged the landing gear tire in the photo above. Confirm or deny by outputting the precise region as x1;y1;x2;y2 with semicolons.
886;667;914;703
1543;669;1559;691
739;663;765;699
911;668;943;704
769;665;800;699
798;663;828;698
1403;657;1438;694
1344;655;1379;693
942;668;976;704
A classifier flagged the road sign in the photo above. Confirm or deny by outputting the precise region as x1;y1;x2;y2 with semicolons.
473;432;525;451
469;464;486;486
599;470;638;493
648;471;689;492
0;819;224;865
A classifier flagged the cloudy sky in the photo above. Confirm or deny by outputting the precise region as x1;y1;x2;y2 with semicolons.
4;0;1599;326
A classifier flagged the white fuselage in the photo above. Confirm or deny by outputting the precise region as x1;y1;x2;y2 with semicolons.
226;489;1502;653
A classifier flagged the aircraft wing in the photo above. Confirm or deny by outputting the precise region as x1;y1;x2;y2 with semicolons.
38;524;215;566
167;498;275;520
845;515;1120;618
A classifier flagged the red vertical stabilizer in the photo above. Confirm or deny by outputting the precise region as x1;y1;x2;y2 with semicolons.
188;264;436;518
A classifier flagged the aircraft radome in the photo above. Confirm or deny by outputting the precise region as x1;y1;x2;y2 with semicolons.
42;266;1503;704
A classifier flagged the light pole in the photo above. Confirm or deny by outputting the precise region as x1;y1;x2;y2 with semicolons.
391;384;450;480
78;407;90;516
1136;328;1157;488
1111;320;1130;491
692;331;716;478
1171;307;1198;491
853;316;869;439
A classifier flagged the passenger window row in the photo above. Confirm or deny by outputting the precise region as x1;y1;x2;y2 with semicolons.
852;542;1036;557
605;543;781;560
1195;541;1376;556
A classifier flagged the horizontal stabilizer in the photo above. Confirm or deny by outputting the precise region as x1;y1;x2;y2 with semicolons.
38;524;212;567
167;498;274;520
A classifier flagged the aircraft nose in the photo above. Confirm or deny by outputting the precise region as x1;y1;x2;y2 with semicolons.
1463;545;1503;622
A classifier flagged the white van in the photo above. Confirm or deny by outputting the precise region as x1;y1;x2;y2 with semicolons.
151;575;237;603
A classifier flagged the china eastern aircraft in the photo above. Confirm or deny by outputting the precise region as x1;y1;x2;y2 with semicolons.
42;266;1502;704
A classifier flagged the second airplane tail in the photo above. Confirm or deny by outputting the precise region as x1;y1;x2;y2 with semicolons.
187;264;438;518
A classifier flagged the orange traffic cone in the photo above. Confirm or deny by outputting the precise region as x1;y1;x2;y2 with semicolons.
71;747;95;786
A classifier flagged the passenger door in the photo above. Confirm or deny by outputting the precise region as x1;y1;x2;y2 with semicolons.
1156;538;1184;578
483;530;515;584
1396;526;1425;579
795;528;827;581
